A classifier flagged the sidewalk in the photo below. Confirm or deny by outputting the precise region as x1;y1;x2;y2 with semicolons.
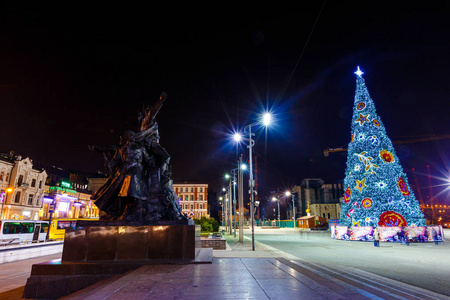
61;231;449;299
1;230;449;299
213;230;297;259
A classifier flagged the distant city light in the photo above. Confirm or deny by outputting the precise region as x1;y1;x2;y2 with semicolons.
240;163;247;171
285;191;291;196
272;197;277;201
225;174;230;179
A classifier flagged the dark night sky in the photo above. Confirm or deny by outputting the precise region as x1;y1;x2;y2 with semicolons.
1;2;449;201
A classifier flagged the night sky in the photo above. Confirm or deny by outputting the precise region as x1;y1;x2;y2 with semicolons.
1;3;449;202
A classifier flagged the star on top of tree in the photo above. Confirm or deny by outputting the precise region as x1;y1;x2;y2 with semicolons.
354;66;364;77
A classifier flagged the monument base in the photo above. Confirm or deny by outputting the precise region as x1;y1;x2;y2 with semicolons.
23;248;212;299
63;224;196;261
23;224;209;299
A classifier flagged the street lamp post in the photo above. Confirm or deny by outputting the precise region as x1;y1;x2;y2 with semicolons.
233;112;271;250
228;176;232;235
231;169;237;237
227;167;242;238
219;196;223;226
222;187;228;229
1;187;13;219
238;156;245;243
272;196;280;227
285;191;296;228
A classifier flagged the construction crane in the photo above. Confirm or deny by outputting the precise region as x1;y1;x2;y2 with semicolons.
323;134;450;157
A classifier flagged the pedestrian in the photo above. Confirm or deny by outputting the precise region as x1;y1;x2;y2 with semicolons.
432;229;439;245
373;228;380;247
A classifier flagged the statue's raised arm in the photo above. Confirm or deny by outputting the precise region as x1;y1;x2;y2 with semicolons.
139;92;167;131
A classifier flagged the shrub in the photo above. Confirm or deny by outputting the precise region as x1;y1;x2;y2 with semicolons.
194;217;220;232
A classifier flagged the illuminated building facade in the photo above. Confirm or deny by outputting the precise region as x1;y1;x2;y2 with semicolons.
40;183;98;220
34;162;100;220
0;152;47;220
173;182;208;219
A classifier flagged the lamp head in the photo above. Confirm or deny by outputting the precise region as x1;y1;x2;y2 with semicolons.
233;132;242;142
263;112;272;126
285;191;291;197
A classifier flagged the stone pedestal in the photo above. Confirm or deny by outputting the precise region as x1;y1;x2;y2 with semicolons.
23;224;208;299
63;225;195;261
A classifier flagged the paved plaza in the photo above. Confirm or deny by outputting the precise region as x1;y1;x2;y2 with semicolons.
0;228;448;299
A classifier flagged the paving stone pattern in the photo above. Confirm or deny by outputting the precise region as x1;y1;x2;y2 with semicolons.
60;257;449;300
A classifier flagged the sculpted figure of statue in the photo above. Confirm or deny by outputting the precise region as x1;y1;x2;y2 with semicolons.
91;130;153;221
136;92;170;182
90;92;187;222
135;92;184;220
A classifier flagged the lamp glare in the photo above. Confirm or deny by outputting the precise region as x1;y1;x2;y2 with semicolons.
263;113;272;126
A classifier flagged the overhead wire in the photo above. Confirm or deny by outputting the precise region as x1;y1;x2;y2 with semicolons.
277;0;327;102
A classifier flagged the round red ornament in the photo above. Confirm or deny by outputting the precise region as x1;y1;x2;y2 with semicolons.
378;211;407;227
397;177;410;196
344;187;351;203
361;198;372;209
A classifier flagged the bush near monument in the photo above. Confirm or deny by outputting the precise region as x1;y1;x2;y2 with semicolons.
195;217;220;232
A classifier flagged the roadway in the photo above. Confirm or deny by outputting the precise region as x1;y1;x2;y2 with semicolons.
0;253;61;299
245;227;450;297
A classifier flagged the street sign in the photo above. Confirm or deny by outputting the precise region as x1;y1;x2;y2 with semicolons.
49;204;55;213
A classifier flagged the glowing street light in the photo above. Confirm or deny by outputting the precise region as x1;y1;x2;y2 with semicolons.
233;132;242;142
236;112;273;250
285;191;296;228
263;112;272;126
272;196;280;227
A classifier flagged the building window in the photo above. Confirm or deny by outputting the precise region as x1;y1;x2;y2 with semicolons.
200;187;203;192
18;175;24;186
31;179;36;187
200;204;203;209
199;195;203;201
39;181;42;189
14;192;21;204
191;187;194;192
28;194;34;205
190;195;193;201
184;204;188;209
179;188;183;192
185;195;188;201
0;173;3;181
328;213;331;219
190;204;193;210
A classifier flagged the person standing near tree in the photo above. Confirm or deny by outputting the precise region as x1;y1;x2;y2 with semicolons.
373;228;380;247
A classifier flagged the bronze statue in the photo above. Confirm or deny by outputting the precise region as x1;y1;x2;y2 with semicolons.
90;93;186;223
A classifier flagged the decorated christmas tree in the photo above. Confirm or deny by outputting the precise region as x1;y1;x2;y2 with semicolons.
340;67;426;227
